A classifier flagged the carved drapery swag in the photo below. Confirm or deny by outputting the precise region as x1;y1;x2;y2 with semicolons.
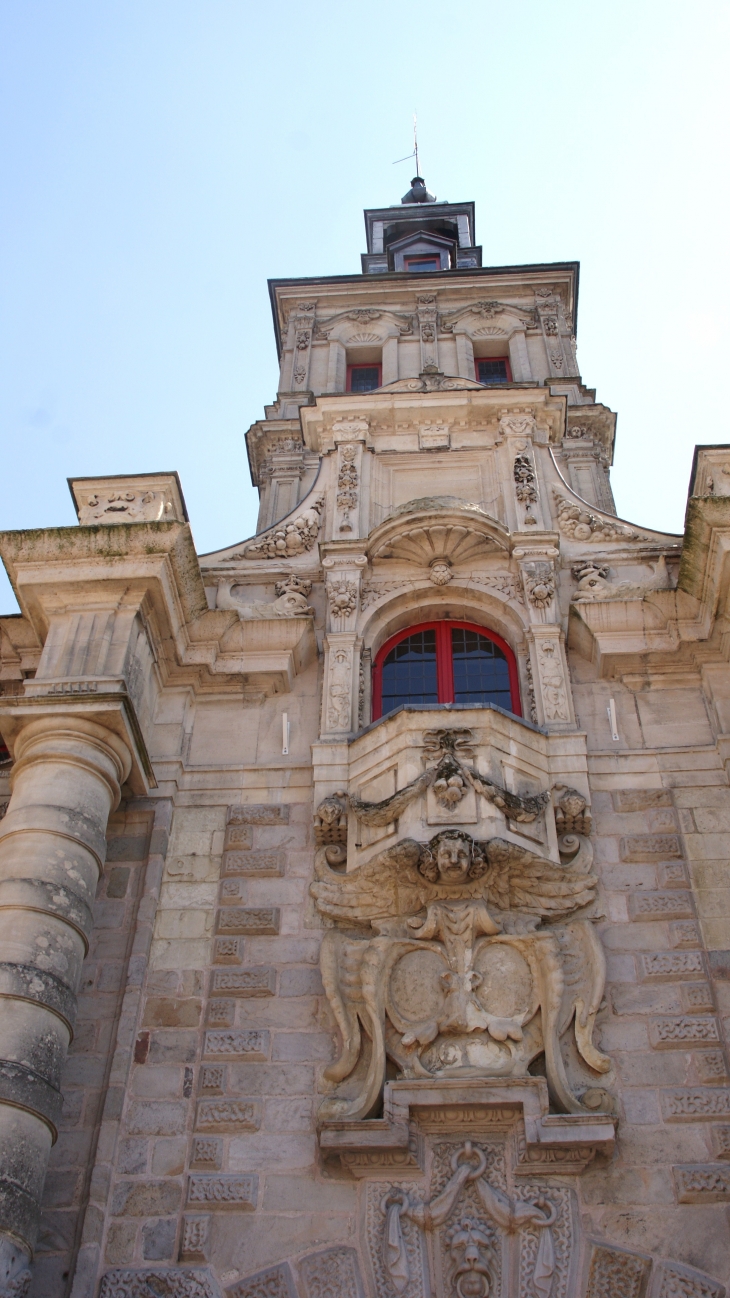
343;731;551;830
380;1141;557;1298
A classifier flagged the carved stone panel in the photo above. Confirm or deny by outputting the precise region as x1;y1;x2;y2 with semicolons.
298;1246;366;1298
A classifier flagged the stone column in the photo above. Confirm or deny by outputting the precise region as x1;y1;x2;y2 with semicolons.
0;710;131;1293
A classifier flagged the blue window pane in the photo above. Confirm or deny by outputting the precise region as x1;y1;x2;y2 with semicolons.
405;256;440;272
477;358;509;384
381;630;438;715
349;366;381;392
451;628;511;708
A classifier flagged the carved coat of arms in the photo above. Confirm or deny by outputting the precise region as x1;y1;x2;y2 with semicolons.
310;744;609;1124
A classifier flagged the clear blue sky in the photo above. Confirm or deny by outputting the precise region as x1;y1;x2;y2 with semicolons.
1;1;729;613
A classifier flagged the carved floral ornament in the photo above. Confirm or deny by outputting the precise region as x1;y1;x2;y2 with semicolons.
522;563;555;610
552;491;638;543
310;731;606;1124
326;578;358;619
240;496;324;560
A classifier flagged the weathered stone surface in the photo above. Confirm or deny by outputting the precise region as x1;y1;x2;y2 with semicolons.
203;1031;269;1060
662;1088;730;1120
195;1100;261;1132
210;968;276;997
613;789;673;813
226;1263;298;1298
654;1261;727;1298
99;1267;220;1297
629;892;694;921
180;1215;210;1262
215;908;280;936
641;952;705;980
111;1180;183;1217
213;937;244;965
674;1163;730;1202
190;1137;222;1170
227;805;289;826
223;824;253;851
222;850;285;877
584;1241;651;1298
298;1246;364;1298
649;1017;720;1048
621;834;682;862
187;1174;257;1210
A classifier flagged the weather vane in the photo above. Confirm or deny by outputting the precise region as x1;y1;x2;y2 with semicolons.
393;112;420;175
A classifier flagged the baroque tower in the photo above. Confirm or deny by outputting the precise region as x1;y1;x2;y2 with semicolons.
1;178;729;1297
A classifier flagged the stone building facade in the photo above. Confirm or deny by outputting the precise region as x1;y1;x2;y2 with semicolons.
0;179;729;1297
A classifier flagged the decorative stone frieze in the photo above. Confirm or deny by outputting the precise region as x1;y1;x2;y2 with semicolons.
210;968;276;996
187;1175;258;1209
227;1264;298;1298
584;1243;651;1298
662;1089;730;1121
99;1269;220;1297
203;1031;269;1059
195;1099;261;1132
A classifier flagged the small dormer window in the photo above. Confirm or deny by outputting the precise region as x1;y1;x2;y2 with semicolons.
347;364;382;393
404;255;441;273
476;357;512;385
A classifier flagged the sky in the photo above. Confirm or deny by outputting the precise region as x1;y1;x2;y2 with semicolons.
1;1;729;614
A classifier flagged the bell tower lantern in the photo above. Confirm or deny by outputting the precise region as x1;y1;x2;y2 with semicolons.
362;175;482;273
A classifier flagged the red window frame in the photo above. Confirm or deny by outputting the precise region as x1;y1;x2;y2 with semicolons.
404;254;442;272
474;356;512;384
371;620;521;721
346;363;382;392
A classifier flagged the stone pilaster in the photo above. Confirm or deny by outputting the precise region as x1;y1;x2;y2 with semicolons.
288;301;316;394
0;708;133;1288
320;550;367;738
499;412;548;531
417;293;438;372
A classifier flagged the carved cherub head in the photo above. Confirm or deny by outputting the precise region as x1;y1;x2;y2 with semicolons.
419;831;486;885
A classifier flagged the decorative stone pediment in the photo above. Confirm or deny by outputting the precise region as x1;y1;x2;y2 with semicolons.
368;500;509;566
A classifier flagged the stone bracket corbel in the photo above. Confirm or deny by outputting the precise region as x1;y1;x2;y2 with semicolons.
319;1078;615;1174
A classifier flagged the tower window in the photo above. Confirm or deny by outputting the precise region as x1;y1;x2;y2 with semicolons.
372;621;521;721
475;357;512;385
347;364;382;393
404;255;442;272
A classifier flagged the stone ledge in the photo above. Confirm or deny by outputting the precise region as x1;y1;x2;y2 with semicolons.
318;1076;615;1173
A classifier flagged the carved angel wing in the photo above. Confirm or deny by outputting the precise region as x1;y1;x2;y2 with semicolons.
310;840;426;927
483;837;597;920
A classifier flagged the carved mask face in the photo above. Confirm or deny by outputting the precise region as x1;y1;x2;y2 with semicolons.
436;837;472;884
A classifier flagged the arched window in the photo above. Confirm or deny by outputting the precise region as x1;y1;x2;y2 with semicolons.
372;621;521;721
